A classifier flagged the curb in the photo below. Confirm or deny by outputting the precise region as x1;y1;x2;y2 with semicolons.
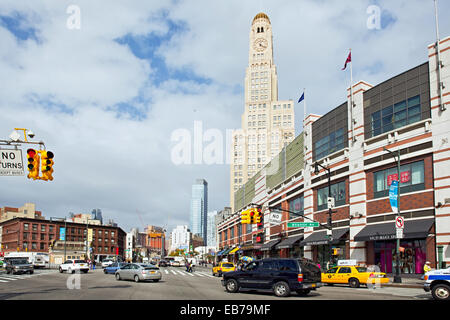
382;283;423;289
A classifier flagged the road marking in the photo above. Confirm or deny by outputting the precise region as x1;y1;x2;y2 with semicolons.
177;270;187;276
195;272;205;277
0;279;8;283
198;272;215;278
164;270;169;274
183;271;194;277
0;277;18;281
170;270;177;275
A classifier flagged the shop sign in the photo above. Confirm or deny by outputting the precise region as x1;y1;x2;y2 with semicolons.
368;234;396;241
387;171;410;185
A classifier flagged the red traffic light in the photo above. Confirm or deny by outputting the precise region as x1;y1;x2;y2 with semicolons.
27;148;36;157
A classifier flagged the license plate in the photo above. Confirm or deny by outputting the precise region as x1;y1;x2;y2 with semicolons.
150;271;155;274
311;284;316;288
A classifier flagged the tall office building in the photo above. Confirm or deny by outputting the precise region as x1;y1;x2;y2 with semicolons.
190;179;208;243
230;13;295;211
91;209;103;224
206;210;217;248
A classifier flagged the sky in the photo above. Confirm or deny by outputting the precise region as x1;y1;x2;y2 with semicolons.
0;0;449;235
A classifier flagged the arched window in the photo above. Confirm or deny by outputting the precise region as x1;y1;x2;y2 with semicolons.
261;27;264;32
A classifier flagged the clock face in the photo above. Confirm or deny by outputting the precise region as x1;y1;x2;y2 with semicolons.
253;38;268;52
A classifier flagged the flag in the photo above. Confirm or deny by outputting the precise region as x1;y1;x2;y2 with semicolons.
342;51;351;70
298;92;304;103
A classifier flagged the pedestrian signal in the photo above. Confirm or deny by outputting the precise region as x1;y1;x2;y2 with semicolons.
26;148;40;180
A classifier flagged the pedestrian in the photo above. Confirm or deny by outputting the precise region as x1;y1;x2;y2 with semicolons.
317;263;321;270
185;260;189;272
421;261;432;280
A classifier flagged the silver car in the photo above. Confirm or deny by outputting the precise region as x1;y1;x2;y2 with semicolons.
115;263;162;283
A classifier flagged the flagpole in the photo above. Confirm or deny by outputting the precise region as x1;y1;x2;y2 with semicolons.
303;88;306;124
349;48;355;142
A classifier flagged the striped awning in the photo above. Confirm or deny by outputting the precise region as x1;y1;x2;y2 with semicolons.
229;246;240;255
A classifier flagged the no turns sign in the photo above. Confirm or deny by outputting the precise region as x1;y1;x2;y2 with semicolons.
395;216;404;229
0;149;24;176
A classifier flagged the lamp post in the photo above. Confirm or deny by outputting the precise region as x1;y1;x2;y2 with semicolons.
383;147;402;283
64;219;67;262
314;162;333;266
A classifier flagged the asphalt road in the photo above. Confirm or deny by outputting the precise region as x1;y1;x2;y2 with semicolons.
0;266;432;300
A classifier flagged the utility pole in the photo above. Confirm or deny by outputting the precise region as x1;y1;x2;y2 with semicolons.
384;147;402;283
64;219;67;262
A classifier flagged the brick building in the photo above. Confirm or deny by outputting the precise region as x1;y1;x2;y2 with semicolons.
217;35;450;274
0;217;126;260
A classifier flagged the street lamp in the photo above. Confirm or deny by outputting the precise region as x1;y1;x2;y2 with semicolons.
314;162;334;266
383;147;402;283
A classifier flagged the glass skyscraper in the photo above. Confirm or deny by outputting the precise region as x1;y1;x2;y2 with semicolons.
190;179;208;245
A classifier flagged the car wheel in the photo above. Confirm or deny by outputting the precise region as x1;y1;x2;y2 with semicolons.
296;289;311;296
273;281;291;297
59;267;63;273
83;270;88;273
115;273;121;281
225;279;239;293
212;272;216;277
326;283;334;286
431;284;450;301
134;275;140;283
349;278;360;288
218;271;222;277
103;269;107;274
29;270;34;275
152;279;159;282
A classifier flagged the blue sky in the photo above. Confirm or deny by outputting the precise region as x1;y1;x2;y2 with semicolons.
0;0;449;234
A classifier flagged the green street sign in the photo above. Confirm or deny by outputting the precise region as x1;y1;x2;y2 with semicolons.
287;222;319;228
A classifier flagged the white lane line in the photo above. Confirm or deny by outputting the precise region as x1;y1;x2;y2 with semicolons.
183;271;194;277
194;272;205;277
176;271;187;276
0;277;18;281
5;275;28;279
0;279;8;283
171;270;177;275
164;270;169;274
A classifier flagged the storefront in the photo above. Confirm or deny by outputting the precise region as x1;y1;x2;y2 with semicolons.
275;234;304;258
261;239;281;258
354;218;434;274
301;228;349;269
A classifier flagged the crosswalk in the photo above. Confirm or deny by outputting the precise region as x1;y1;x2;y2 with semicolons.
0;271;55;283
162;269;217;279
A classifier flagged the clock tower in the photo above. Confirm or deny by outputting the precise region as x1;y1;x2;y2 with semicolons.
230;13;294;211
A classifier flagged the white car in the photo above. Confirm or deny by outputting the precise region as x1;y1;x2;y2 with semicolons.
59;259;89;274
102;259;115;268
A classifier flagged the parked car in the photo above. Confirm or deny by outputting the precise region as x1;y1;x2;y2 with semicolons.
424;266;450;301
222;258;322;297
158;260;169;267
212;262;236;276
321;265;389;288
59;259;89;273
5;258;34;275
101;259;115;268
115;263;162;282
171;261;181;267
104;262;128;274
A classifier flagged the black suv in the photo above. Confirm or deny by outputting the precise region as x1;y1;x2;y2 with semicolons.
221;258;322;297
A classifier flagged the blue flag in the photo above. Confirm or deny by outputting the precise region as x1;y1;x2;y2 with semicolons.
298;92;304;103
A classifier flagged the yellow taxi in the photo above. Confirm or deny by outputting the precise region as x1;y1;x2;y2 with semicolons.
212;262;236;277
321;266;389;288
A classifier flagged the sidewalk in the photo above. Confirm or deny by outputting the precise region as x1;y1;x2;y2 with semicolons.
383;274;424;289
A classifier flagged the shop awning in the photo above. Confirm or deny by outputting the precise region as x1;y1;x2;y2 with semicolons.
354;218;434;242
260;239;281;251
229;246;240;255
222;247;233;255
240;244;254;251
275;234;304;249
300;228;349;246
217;248;227;256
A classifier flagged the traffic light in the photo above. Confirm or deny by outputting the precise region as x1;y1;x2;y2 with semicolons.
26;148;40;180
241;209;251;224
254;207;262;224
40;150;54;181
332;248;340;256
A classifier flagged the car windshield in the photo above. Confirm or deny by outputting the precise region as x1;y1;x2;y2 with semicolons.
75;260;86;264
12;259;28;265
356;267;368;272
118;263;127;267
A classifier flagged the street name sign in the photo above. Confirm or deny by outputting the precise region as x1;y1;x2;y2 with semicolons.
287;222;319;228
0;149;24;176
389;180;399;213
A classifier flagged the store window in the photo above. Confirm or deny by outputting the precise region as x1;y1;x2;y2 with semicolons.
373;160;424;198
288;194;304;218
317;181;346;211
